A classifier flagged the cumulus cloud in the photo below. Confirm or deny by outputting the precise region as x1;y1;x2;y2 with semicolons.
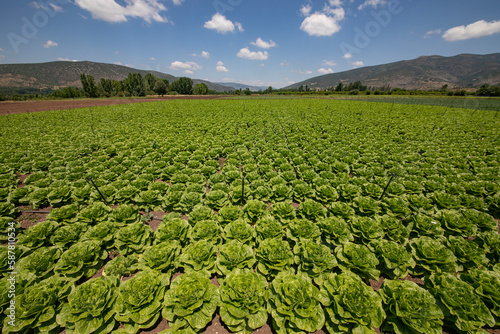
251;38;277;49
342;53;353;59
318;68;334;74
322;60;336;66
300;13;341;36
58;57;78;62
424;29;442;38
172;0;184;5
442;20;500;41
216;61;229;72
150;57;157;61
43;40;58;48
169;61;202;74
299;70;313;74
299;1;344;37
300;4;312;16
237;47;269;60
74;0;168;23
351;60;364;68
204;13;243;34
358;0;387;10
193;51;210;58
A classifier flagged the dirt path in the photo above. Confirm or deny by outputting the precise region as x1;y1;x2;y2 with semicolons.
0;95;226;115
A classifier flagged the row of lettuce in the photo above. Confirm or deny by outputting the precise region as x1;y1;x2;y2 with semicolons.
0;99;499;333
1;198;500;333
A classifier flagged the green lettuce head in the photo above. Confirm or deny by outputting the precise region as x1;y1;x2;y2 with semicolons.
219;268;269;334
268;271;325;334
163;271;219;332
56;276;118;334
380;279;443;334
319;272;385;334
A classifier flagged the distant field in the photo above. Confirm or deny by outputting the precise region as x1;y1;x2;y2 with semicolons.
348;95;500;111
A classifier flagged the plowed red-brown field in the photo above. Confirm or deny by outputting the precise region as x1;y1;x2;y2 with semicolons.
0;95;226;115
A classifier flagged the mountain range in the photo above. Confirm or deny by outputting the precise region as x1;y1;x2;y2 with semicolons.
0;61;234;92
285;53;500;91
0;53;499;94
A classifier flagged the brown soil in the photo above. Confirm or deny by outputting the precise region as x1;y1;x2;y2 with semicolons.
17;173;29;187
18;205;51;229
369;277;385;292
402;274;425;286
0;95;227;115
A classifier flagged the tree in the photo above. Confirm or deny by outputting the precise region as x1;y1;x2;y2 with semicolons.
171;77;193;95
80;74;98;98
244;88;251;96
153;79;168;96
335;82;344;92
264;86;273;94
113;80;124;96
144;73;157;94
124;73;146;97
193;83;208;95
97;78;114;97
347;81;367;91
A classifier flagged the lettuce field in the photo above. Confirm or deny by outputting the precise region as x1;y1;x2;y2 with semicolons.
1;98;499;334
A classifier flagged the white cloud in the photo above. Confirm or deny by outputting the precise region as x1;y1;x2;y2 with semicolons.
342;53;353;59
74;0;167;23
172;0;184;5
299;70;313;74
169;61;202;74
49;3;64;12
300;4;312;16
237;47;269;60
192;51;210;58
318;68;334;74
358;0;387;10
43;40;58;48
280;61;290;66
323;4;345;21
114;61;123;65
0;48;3;52
300;13;341;36
322;60;336;66
204;13;243;34
424;29;442;38
58;57;78;62
351;60;364;68
250;37;277;49
328;0;342;6
235;22;244;32
216;61;229;72
30;1;42;9
150;57;157;61
442;20;500;41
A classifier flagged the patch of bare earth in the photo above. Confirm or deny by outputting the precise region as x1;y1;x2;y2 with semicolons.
0;96;228;115
18;205;51;229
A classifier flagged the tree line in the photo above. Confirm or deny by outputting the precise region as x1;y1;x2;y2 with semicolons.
49;73;211;99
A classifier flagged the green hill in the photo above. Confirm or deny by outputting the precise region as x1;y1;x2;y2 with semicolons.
285;53;500;91
0;60;234;92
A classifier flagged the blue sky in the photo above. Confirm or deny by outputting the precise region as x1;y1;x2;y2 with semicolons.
1;0;500;88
